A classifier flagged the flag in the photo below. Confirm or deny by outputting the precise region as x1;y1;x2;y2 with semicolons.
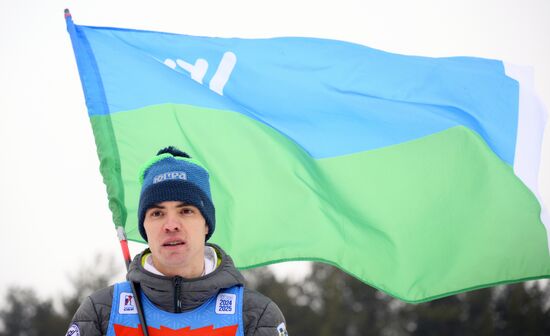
65;12;550;303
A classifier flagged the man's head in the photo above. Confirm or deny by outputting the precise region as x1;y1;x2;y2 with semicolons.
138;146;215;242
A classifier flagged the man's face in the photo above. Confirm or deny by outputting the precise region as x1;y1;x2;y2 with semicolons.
144;201;208;277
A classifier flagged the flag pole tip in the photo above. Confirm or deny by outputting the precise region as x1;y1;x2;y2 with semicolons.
64;9;71;18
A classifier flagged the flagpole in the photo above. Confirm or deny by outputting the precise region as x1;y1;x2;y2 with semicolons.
116;226;133;269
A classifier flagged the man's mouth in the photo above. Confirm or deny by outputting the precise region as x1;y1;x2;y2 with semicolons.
163;240;185;247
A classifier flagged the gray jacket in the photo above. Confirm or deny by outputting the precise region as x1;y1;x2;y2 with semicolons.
68;244;286;335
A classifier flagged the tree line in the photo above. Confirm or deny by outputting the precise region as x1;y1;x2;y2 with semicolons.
1;256;549;335
245;263;550;335
0;254;118;336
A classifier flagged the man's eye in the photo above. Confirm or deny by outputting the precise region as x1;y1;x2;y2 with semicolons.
181;208;194;215
149;210;163;217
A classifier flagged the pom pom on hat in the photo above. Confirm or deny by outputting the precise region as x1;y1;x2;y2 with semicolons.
157;146;190;158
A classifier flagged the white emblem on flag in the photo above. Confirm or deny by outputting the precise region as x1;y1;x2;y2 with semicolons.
215;293;236;314
119;292;138;314
164;51;237;96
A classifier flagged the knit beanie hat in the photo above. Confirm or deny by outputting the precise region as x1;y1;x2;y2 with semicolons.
138;146;215;242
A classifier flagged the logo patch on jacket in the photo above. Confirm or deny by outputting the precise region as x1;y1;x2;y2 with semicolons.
119;292;138;314
65;323;80;336
277;322;288;336
215;293;236;314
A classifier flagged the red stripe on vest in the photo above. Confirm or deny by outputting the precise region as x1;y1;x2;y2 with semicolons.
114;324;238;336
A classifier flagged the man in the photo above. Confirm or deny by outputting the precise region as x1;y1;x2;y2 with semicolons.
67;146;287;336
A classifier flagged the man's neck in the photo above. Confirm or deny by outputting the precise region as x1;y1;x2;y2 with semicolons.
143;246;218;278
151;256;205;278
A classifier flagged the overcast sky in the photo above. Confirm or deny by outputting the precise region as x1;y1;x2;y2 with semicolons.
0;0;549;302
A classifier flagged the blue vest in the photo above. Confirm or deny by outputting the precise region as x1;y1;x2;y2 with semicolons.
106;281;244;336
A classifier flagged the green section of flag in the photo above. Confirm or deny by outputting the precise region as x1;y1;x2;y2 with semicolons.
90;104;550;302
89;112;127;229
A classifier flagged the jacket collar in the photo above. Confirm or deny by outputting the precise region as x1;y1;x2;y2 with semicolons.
127;243;244;312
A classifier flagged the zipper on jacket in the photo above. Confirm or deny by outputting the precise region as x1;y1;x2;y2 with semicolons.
174;276;183;313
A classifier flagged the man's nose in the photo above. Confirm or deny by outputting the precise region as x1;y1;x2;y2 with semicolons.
163;214;181;232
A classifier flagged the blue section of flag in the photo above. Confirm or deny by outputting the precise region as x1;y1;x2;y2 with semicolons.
73;24;519;164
